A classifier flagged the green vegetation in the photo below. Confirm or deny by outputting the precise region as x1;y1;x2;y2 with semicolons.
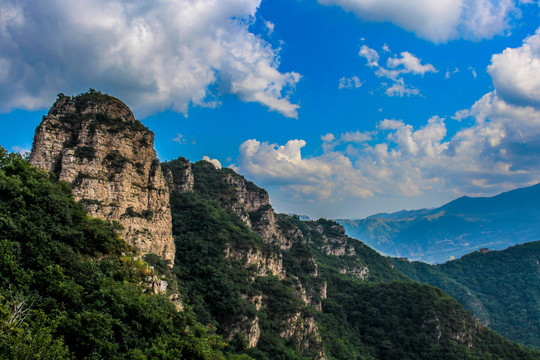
71;89;125;111
103;150;129;173
164;160;323;359
164;158;540;359
392;242;540;349
282;217;534;359
94;112;148;134
123;206;154;220
54;91;150;136
73;146;96;161
0;147;250;359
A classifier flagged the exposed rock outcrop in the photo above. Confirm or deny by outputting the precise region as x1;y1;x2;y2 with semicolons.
226;247;286;280
221;172;302;250
30;92;175;263
164;157;194;195
339;266;370;280
279;311;326;360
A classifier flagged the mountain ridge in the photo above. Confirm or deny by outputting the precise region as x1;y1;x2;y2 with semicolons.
338;182;540;263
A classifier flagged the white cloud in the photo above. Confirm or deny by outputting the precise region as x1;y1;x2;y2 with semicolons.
359;45;380;67
322;130;372;151
171;134;186;144
385;79;420;97
235;29;540;218
0;0;300;118
378;119;404;130
445;67;460;79
338;76;363;89
238;92;540;213
359;45;433;97
264;20;275;35
382;43;391;52
317;0;518;43
321;133;336;142
469;66;478;78
341;130;372;143
202;156;222;169
488;28;540;108
387;52;437;75
239;139;333;186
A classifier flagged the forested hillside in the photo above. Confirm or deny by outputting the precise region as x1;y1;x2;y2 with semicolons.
391;242;540;350
0;148;249;359
163;156;540;360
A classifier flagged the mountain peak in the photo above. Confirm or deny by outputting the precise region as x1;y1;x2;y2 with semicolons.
29;91;175;264
52;90;135;121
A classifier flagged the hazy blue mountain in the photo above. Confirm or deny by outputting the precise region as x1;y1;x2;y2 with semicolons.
337;183;540;263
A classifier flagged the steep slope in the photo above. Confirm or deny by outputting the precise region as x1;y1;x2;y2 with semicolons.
163;159;328;360
163;157;539;360
0;148;247;359
391;241;540;349
29;91;175;263
338;183;540;263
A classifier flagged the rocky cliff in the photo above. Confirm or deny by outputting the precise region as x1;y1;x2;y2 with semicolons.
163;159;327;359
29;91;175;263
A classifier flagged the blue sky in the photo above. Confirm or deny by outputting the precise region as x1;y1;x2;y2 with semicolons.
1;0;540;219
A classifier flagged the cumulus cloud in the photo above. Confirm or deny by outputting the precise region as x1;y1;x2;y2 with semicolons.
264;20;275;35
488;28;540;108
359;45;380;67
238;91;540;210
321;130;371;151
321;133;336;142
359;45;436;97
338;76;363;89
317;0;518;43
385;79;420;97
445;67;460;79
238;139;373;200
202;156;222;169
0;0;300;117
171;134;186;144
387;52;437;75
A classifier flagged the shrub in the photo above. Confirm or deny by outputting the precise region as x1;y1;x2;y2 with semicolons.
74;146;96;161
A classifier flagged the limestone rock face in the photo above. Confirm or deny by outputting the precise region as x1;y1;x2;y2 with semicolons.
164;157;194;195
221;173;301;250
339;266;370;280
29;92;175;263
279;312;326;360
226;247;286;280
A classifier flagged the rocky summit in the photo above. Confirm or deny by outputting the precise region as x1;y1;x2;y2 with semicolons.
29;91;175;263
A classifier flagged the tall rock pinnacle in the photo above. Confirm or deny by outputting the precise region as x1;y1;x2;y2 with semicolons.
30;91;175;263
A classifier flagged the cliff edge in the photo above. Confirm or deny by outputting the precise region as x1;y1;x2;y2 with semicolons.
30;91;175;263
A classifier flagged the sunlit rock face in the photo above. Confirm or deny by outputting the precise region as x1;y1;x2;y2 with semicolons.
30;92;175;264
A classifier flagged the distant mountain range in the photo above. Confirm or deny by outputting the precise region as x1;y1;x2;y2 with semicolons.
337;183;540;263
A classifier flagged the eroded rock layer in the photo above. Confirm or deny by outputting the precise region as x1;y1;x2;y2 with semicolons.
30;92;175;263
